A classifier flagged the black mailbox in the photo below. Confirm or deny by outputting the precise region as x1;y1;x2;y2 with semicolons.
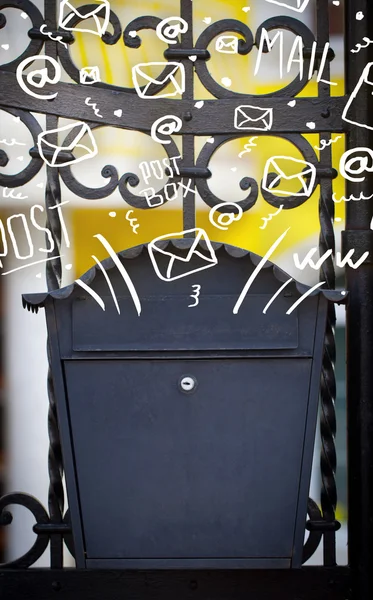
23;241;345;569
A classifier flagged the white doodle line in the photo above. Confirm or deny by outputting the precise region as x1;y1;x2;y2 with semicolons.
151;115;182;144
2;187;28;200
188;284;201;308
339;147;373;182
238;137;258;158
351;37;373;54
333;192;373;203
209;203;243;231
314;136;342;151
39;24;67;48
1;255;64;276
94;234;141;316
16;55;61;100
85;97;103;118
126;210;139;234
259;205;284;230
92;254;121;314
0;138;26;147
156;17;188;44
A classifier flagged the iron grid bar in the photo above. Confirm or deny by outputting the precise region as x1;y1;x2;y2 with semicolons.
0;567;351;600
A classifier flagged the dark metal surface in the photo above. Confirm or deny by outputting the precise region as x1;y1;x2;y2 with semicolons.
0;0;371;596
0;567;351;600
344;2;373;600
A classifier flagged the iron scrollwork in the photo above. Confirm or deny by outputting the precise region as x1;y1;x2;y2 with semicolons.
0;0;341;568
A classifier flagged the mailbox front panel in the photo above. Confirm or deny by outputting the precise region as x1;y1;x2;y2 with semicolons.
64;358;313;568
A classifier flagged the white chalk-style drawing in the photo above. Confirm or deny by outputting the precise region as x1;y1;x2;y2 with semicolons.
148;228;218;282
203;17;212;24
356;11;364;21
314;136;342;151
263;279;293;315
178;178;198;197
59;0;110;37
92;255;120;314
16;55;61;100
156;17;188;44
141;188;164;207
209;203;243;231
76;279;106;310
235;105;273;131
342;63;373;130
188;284;201;308
238;137;258;158
80;66;101;85
94;234;141;316
255;30;336;86
333;192;373;203
215;35;239;54
125;210;139;234
286;282;325;315
85;97;103;118
2;187;28;200
351;37;373;54
233;228;290;314
132;62;185;99
1;255;63;276
0;138;26;146
259;205;284;230
0;201;69;269
262;156;316;197
139;155;181;185
151;115;182;144
39;24;67;48
37;122;98;167
293;248;369;270
339;147;373;182
48;200;71;248
264;0;310;13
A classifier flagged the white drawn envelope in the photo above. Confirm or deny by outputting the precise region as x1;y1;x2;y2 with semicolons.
132;62;185;99
37;122;98;167
148;228;218;281
342;62;373;130
234;105;273;131
264;0;310;13
262;156;316;197
80;66;101;85
216;36;239;54
59;0;110;37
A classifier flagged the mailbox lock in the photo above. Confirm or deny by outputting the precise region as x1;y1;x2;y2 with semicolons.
179;375;198;394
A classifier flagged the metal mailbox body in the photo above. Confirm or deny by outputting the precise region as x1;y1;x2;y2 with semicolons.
23;242;344;570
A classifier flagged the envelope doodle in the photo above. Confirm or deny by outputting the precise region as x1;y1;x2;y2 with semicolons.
264;0;310;12
59;0;110;37
215;36;239;54
262;156;316;197
132;62;185;99
37;122;98;167
234;106;273;131
80;66;101;85
148;229;218;282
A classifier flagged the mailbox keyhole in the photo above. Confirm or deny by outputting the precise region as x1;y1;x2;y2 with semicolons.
179;375;198;394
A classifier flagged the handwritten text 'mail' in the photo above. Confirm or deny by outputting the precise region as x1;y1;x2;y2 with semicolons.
255;29;336;86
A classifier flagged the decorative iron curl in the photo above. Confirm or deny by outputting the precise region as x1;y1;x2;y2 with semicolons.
0;0;44;72
195;135;258;213
302;497;323;564
194;17;316;99
0;107;43;188
0;493;50;568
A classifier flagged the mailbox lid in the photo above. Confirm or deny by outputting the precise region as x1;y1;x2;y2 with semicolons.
64;358;314;566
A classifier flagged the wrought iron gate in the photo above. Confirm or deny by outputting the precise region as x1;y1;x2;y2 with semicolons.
0;0;372;598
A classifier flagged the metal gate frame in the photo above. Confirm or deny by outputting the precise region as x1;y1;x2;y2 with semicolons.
0;0;372;598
